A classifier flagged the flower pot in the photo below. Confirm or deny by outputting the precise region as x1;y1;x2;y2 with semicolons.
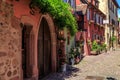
69;58;74;65
61;64;66;72
91;51;97;55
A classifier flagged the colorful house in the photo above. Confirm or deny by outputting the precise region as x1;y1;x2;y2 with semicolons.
98;0;120;50
75;0;106;55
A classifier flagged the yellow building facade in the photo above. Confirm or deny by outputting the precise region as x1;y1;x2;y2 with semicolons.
98;0;119;50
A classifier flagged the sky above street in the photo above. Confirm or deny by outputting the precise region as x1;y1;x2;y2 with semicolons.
117;0;120;17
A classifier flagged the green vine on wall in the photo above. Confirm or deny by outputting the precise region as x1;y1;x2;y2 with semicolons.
30;0;77;36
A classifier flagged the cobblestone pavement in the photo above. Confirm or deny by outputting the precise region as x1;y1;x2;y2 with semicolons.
42;50;120;80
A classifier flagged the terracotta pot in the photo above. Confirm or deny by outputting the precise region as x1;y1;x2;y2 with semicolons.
61;64;66;72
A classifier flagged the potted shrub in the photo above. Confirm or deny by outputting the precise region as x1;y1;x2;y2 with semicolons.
91;40;100;55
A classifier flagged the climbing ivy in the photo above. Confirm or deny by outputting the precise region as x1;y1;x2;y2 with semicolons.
30;0;77;36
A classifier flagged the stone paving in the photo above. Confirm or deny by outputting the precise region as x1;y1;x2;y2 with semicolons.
42;50;120;80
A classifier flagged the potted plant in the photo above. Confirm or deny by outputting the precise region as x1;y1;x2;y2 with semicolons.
75;48;80;64
110;36;116;50
60;57;67;72
91;40;100;55
69;48;75;65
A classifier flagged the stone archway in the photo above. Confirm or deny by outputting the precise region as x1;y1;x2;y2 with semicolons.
37;14;57;79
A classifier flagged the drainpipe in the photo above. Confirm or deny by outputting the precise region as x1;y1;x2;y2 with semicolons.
75;0;76;11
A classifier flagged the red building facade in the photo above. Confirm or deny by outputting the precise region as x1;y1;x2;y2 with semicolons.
75;0;106;55
0;0;58;80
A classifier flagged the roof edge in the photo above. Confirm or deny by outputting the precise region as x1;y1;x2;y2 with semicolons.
112;0;120;8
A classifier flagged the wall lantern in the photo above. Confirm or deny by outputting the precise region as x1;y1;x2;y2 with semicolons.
58;30;66;42
59;30;64;37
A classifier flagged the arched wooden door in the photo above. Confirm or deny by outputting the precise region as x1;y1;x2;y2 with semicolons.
38;18;51;79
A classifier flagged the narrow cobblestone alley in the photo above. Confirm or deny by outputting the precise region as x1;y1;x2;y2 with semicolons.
43;50;120;80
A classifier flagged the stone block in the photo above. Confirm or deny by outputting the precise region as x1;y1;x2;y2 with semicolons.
0;52;7;57
0;62;4;67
